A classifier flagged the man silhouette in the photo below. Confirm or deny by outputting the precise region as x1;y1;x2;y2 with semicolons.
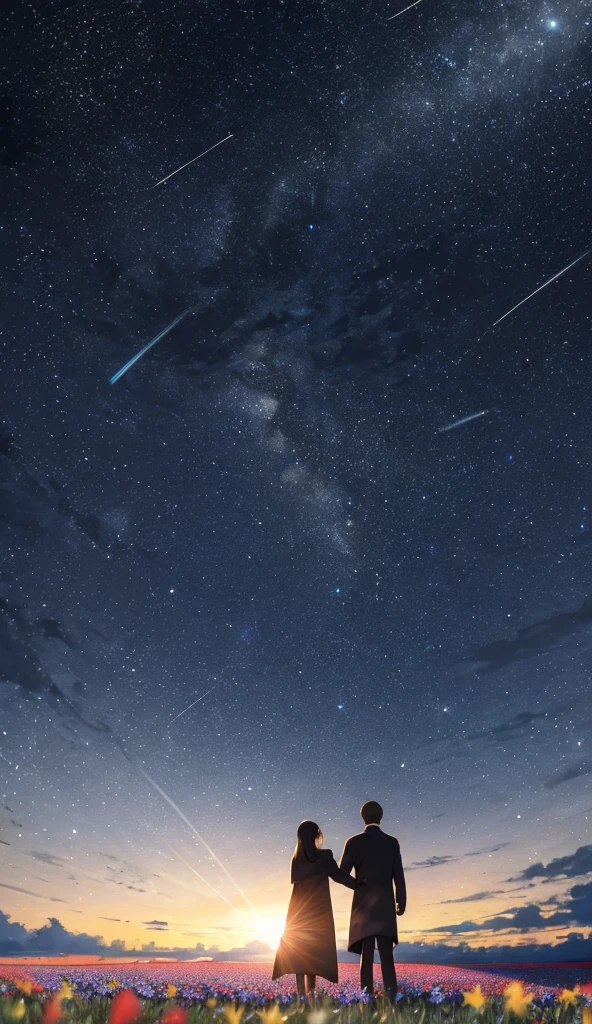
340;800;406;1002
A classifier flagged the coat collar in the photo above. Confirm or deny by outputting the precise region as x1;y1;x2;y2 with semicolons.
364;823;381;829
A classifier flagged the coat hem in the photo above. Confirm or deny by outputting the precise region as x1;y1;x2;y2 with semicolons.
348;935;398;955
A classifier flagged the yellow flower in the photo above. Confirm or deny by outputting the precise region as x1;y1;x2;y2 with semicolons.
206;999;217;1009
259;1006;284;1024
108;981;120;990
503;982;533;1017
582;1008;592;1024
558;987;580;1007
462;985;486;1010
15;981;33;998
166;986;177;1000
223;1005;245;1024
59;982;73;1002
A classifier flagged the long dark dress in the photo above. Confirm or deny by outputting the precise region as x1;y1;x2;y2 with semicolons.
272;848;357;983
339;825;406;954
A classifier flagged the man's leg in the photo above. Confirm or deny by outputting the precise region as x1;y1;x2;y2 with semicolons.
296;974;306;999
376;935;397;1002
305;975;316;998
360;936;376;995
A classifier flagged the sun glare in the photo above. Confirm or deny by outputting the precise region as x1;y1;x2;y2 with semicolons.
254;916;285;950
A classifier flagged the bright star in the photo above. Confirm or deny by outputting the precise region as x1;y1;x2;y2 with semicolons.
547;18;557;27
335;587;341;594
337;704;344;710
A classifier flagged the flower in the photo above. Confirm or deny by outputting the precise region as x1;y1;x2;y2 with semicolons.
166;985;178;999
503;982;534;1017
5;999;27;1021
259;1005;285;1024
162;1008;189;1024
14;981;33;997
206;998;217;1008
558;987;580;1007
43;994;64;1024
582;1007;592;1024
223;1004;245;1024
462;985;486;1010
109;989;142;1024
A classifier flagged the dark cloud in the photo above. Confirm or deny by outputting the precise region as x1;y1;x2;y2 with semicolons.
0;909;30;955
545;759;592;789
0;596;112;739
426;881;592;938
143;919;169;930
509;844;592;882
35;617;76;649
470;598;592;673
465;843;510;857
434;889;510;905
0;882;66;902
2;904;591;965
406;854;457;871
425;903;570;934
337;931;592;964
407;842;510;872
464;709;561;744
28;851;68;868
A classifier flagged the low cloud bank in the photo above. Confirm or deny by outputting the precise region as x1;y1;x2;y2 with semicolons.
1;910;591;963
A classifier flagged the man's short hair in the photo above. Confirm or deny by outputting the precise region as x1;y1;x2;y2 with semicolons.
361;800;383;824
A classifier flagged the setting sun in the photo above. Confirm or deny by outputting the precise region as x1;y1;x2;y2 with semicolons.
254;916;285;951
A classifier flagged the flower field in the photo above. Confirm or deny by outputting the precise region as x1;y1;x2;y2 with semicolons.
1;961;591;1024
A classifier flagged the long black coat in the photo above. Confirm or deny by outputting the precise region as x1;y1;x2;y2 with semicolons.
272;848;357;982
340;825;406;954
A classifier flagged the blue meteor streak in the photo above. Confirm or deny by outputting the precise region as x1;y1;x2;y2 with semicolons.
109;307;193;384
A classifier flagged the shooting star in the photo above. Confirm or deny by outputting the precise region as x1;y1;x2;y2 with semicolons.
159;838;249;920
137;764;257;914
169;686;214;727
152;133;234;188
438;410;490;433
488;248;591;331
387;0;424;19
109;307;193;384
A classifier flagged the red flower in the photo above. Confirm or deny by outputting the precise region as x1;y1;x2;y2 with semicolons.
43;995;63;1024
162;1008;189;1024
109;990;142;1024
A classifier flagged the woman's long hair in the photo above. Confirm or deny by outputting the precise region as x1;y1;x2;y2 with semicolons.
293;819;323;863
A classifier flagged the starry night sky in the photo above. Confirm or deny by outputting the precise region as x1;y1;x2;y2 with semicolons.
1;0;592;963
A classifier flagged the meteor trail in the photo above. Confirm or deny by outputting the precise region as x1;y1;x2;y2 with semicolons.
109;307;193;384
159;838;249;920
169;687;214;727
387;0;424;19
438;410;490;433
137;765;257;914
152;133;234;188
488;248;591;331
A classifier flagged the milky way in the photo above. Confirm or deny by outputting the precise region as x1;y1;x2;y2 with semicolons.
1;0;591;964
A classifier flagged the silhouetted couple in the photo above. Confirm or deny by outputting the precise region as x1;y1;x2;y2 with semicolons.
272;801;406;1002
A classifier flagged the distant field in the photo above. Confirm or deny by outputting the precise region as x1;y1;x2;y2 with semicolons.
2;960;592;998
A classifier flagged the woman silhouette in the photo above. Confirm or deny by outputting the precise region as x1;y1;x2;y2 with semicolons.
272;820;361;999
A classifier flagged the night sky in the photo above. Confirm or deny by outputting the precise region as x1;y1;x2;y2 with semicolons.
1;0;592;964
